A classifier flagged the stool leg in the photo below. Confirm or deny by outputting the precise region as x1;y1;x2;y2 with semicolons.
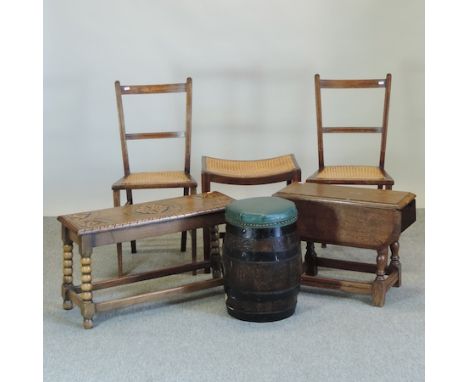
62;241;74;310
113;190;124;277
126;189;137;254
390;241;401;287
210;225;222;278
190;186;197;275
372;247;389;307
80;249;95;329
304;241;318;276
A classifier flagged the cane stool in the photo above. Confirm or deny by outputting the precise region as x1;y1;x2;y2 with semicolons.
201;154;302;265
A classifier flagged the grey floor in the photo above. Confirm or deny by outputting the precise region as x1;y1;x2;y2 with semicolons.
44;211;424;382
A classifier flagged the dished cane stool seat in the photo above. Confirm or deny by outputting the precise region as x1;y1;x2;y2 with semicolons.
223;197;302;322
203;155;301;183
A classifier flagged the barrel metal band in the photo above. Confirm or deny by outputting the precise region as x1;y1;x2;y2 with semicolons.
223;246;301;262
224;285;300;302
225;215;297;229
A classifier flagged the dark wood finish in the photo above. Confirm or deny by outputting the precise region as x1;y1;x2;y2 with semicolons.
223;224;302;322
112;77;197;276
274;182;416;307
94;278;223;313
120;83;187;94
319;79;387;89
125;132;185;140
301;275;373;294
308;73;394;189
58;191;233;329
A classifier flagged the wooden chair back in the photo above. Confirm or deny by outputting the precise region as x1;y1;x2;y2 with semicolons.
314;73;392;170
114;77;193;177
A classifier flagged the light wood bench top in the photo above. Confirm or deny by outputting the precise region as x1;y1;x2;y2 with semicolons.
58;191;233;236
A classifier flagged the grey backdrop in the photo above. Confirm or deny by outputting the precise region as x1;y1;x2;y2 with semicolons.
44;0;424;215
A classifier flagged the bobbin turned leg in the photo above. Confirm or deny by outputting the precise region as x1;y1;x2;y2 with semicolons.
80;249;95;329
304;241;318;276
62;242;74;310
372;247;389;307
210;225;222;278
390;241;401;287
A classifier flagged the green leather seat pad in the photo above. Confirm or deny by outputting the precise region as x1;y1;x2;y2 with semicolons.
225;197;297;228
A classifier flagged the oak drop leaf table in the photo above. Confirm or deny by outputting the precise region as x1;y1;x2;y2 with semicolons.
274;183;416;306
58;191;233;329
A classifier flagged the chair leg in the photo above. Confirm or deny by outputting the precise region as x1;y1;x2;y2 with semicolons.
202;174;211;273
385;184;393;190
113;190;124;277
190;186;197;275
181;188;189;252
126;189;137;254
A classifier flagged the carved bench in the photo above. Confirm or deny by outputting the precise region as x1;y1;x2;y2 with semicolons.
274;183;416;306
57;191;233;329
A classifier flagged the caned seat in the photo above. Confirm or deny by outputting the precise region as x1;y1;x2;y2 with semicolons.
201;154;301;266
307;74;394;189
113;171;197;189
203;155;300;182
310;165;393;185
112;77;197;277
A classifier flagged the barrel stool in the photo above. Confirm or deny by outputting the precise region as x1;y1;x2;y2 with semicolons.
223;196;302;322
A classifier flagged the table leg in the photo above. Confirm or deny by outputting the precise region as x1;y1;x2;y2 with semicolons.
210;225;222;278
62;241;74;310
80;248;95;329
372;247;389;307
390;241;401;287
304;241;318;276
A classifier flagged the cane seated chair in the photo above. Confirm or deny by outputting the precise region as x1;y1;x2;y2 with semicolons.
307;73;394;189
201;154;301;265
112;77;197;276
